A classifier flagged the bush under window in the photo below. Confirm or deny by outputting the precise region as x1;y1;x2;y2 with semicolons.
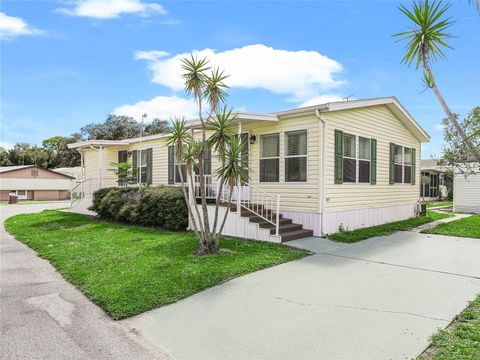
89;186;188;231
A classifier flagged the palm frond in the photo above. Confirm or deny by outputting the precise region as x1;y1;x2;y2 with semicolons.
394;0;455;69
203;67;230;112
215;135;248;187
181;54;210;103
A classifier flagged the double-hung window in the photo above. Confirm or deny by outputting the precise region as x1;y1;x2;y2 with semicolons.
394;145;403;183
285;130;307;182
342;133;356;183
358;137;371;183
403;148;412;183
133;149;152;184
260;133;279;182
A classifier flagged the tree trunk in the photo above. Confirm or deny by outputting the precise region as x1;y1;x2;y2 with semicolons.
215;184;235;243
422;58;480;162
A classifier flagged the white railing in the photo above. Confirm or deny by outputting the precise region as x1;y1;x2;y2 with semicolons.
194;174;218;199
239;182;280;236
192;176;280;236
70;177;98;207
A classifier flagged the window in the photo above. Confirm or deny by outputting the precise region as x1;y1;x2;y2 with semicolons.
17;190;26;196
394;145;403;183
358;137;371;183
342;133;356;183
404;148;412;183
260;134;280;182
285;130;307;182
134;149;152;184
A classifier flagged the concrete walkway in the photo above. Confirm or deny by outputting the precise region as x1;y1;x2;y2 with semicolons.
412;212;471;232
124;230;480;360
1;203;170;360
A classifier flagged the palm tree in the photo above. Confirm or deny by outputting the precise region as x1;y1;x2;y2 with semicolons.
207;107;237;233
164;118;203;240
213;135;249;244
172;55;243;255
395;0;480;162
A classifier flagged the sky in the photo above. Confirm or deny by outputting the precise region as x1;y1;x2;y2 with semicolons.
1;0;479;159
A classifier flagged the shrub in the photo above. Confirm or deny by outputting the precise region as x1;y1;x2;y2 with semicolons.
90;186;188;231
89;187;114;213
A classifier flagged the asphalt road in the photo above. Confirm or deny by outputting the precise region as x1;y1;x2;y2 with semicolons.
1;202;171;360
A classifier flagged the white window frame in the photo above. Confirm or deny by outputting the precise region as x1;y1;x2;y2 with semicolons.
284;130;308;182
259;133;280;183
342;132;357;183
358;136;371;184
403;147;412;184
15;190;28;200
394;144;404;184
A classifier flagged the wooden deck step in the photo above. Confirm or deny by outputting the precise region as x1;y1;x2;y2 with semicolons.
280;229;314;242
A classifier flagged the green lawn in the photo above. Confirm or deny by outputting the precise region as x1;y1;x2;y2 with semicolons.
419;294;480;360
5;210;309;319
426;201;453;209
327;211;453;243
422;214;480;238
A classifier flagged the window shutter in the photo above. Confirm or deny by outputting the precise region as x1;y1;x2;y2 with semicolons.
389;143;395;185
132;150;138;183
204;146;211;175
118;150;127;163
334;129;343;184
370;138;377;185
168;146;174;184
146;148;153;185
411;147;416;185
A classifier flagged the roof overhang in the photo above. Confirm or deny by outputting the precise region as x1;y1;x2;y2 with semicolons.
276;97;431;143
67;139;130;149
188;112;278;130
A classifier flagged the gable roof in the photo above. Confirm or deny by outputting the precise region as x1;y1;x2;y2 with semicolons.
0;165;76;179
0;165;33;173
275;97;430;143
67;96;430;149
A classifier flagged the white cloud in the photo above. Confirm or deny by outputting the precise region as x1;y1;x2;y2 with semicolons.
113;95;197;120
433;123;444;132
57;0;166;19
134;44;345;104
298;94;346;108
0;12;43;40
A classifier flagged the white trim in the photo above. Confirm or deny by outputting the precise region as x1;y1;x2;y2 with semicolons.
284;129;308;183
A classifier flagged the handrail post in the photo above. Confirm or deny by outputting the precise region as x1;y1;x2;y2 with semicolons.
236;177;241;217
275;194;280;236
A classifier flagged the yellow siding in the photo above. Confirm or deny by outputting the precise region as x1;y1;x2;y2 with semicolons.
242;116;321;213
129;138;169;185
324;105;421;212
83;146;120;188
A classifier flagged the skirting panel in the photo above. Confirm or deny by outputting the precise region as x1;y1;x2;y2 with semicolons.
190;205;280;243
322;203;417;234
454;204;480;214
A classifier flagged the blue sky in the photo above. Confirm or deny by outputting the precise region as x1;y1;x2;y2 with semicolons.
1;0;479;159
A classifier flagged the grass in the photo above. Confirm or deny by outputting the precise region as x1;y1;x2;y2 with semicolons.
422;214;480;239
327;211;453;243
419;294;480;360
426;201;453;209
5;210;309;319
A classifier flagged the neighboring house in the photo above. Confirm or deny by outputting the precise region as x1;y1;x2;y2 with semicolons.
0;165;75;201
420;159;450;201
453;165;480;214
54;166;82;181
69;97;430;241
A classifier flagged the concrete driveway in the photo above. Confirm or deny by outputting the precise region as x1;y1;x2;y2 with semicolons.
123;231;480;360
1;203;170;360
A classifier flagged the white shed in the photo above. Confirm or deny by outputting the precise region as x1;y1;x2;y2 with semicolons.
453;165;480;214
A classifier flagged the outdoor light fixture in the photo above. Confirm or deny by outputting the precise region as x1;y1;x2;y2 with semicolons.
249;134;257;144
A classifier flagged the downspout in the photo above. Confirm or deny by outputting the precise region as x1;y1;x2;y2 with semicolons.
315;106;328;236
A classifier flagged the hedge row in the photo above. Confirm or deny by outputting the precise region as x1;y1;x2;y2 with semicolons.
89;186;188;231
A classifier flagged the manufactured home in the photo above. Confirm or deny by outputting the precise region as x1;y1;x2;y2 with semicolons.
69;97;429;242
420;159;451;201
